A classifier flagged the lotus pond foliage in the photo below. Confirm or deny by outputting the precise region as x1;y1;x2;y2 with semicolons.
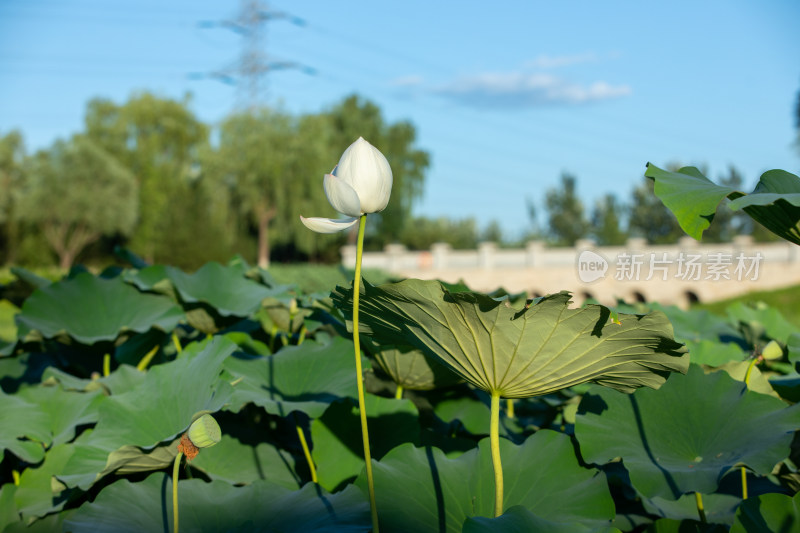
0;254;797;532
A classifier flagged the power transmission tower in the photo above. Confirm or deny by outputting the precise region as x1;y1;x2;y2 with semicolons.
195;0;314;110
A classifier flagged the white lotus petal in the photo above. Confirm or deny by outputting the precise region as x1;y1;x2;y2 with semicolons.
323;173;362;217
299;216;359;234
334;137;393;213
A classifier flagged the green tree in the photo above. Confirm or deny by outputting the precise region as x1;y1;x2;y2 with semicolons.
206;108;330;267
20;136;137;269
0;130;26;264
590;194;627;245
400;216;478;250
84;92;208;261
628;177;684;244
325;95;429;245
545;173;589;246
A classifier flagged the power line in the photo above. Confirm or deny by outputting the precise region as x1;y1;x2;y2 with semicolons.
192;0;315;110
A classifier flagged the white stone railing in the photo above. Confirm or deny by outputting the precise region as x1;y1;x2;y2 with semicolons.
342;236;800;307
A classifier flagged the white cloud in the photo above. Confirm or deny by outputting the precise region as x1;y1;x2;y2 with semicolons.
523;52;598;69
433;72;631;108
388;75;424;87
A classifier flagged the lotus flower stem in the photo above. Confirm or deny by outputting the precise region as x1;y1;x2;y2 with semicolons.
136;345;160;372
395;384;403;400
741;357;760;499
295;423;318;483
297;325;307;345
490;391;504;517
172;332;183;354
172;450;183;533
694;492;706;523
352;214;379;532
506;398;515;419
102;353;111;377
741;467;748;500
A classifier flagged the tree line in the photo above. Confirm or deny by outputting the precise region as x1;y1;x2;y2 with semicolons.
0;91;787;271
0;93;429;270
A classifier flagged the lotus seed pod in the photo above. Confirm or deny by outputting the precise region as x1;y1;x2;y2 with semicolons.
761;340;783;361
187;414;221;449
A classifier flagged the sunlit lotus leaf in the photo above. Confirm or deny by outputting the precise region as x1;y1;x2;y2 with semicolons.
15;273;183;345
332;279;688;398
367;339;462;390
685;340;746;367
725;301;799;345
42;364;146;395
575;364;800;499
166;262;278;317
63;472;370;532
645;163;800;244
355;429;614;532
311;395;421;491
463;506;622;533
59;338;235;488
729;490;800;533
16;385;104;447
224;336;357;419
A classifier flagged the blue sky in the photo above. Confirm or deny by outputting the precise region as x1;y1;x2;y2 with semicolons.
1;0;799;240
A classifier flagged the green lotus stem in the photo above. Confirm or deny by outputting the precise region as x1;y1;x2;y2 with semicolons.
136;345;159;372
741;357;759;501
172;332;182;354
744;357;759;387
172;450;183;533
353;214;379;533
11;470;19;486
741;466;748;500
490;391;504;517
297;325;307;345
506;398;515;419
395;384;403;400
102;353;110;377
296;424;318;483
694;492;706;523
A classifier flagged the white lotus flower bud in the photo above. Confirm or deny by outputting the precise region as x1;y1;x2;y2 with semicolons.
300;137;393;233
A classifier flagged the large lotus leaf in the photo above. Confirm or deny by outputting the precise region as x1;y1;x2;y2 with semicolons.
3;512;70;533
311;395;421;491
332;279;688;398
166;262;278;317
88;337;234;450
60;338;235;487
575;364;800;500
685;340;746;367
0;483;19;532
122;264;172;294
59;436;211;492
190;434;301;489
729;490;800;532
370;340;462;390
16;385;104;447
356;429;614;532
653;305;743;345
15;273;183;345
13;443;76;522
462;506;622;533
725;301;799;345
645;163;800;244
643;492;742;526
42;364;146;395
225;336;357;419
0;390;51;463
63;472;370;532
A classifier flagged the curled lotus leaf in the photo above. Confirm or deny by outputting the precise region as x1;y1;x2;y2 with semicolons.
367;339;462;391
332;279;688;398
